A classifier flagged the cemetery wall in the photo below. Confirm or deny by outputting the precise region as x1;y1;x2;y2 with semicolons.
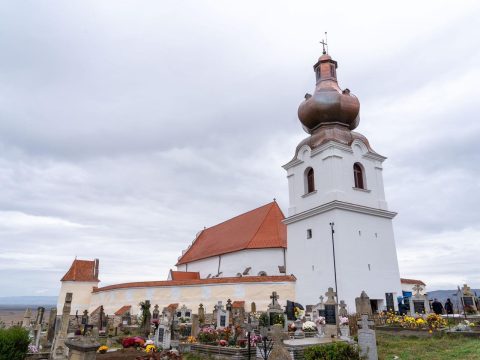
57;280;98;315
176;248;286;277
86;278;295;315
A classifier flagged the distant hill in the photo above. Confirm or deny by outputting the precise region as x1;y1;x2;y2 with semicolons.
0;296;57;308
427;289;480;305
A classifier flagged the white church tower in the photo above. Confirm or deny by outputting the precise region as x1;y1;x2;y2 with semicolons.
284;48;402;312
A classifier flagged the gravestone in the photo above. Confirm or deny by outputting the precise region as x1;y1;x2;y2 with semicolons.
122;311;131;325
47;307;57;345
177;304;192;321
141;300;152;336
357;315;378;360
64;337;100;360
198;304;205;325
191;314;200;337
251;302;256;313
355;291;373;315
98;305;105;330
160;315;172;350
461;284;478;312
267;291;284;326
232;301;246;327
22;308;32;328
226;299;233;325
312;296;325;320
34;307;45;348
338;301;348;317
409;284;430;315
153;304;160;320
52;292;73;360
81;310;89;326
268;324;290;360
385;293;395;312
324;287;338;337
215;301;228;329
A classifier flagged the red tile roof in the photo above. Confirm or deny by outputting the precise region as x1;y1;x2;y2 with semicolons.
114;305;131;316
400;278;426;286
167;303;179;312
92;275;296;293
232;301;245;308
176;202;286;265
170;271;200;281
61;259;99;282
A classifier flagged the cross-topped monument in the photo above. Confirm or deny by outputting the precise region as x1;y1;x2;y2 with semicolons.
412;284;423;297
325;287;336;304
270;291;279;305
462;284;473;296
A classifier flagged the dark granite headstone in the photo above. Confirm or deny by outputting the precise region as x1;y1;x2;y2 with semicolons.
413;301;425;314
324;304;336;325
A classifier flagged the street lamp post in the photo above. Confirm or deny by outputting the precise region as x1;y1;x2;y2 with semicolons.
329;222;339;336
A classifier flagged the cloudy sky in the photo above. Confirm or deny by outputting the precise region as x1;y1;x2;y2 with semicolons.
0;0;479;297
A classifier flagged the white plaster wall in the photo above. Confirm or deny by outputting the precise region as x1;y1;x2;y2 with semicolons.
285;140;388;216
286;209;402;312
88;281;295;315
284;138;401;312
57;281;99;315
176;249;286;278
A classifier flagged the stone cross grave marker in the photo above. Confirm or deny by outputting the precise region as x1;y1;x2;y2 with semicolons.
47;307;57;345
251;301;256;313
338;300;348;317
153;304;160;320
268;324;290;360
198;304;205;325
357;315;378;360
461;284;478;312
52;292;73;360
34;307;45;348
324;287;338;337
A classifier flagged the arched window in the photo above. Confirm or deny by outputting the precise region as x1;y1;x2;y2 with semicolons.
353;163;365;189
258;271;267;276
305;167;315;194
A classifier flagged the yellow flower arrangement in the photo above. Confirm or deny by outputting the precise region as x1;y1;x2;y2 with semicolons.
145;344;156;353
97;345;108;354
187;336;197;343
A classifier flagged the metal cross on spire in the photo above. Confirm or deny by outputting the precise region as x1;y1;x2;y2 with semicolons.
319;32;328;54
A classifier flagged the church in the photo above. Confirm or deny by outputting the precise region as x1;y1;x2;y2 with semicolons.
57;48;403;317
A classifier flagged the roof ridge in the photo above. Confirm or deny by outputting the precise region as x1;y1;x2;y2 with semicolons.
204;201;275;231
245;202;275;248
177;201;275;264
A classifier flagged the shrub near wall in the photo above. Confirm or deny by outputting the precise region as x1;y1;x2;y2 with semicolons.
304;342;359;360
0;326;30;360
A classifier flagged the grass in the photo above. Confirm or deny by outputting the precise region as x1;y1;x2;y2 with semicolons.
377;332;480;360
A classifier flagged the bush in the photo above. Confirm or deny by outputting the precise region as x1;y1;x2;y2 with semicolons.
0;326;30;360
304;341;359;360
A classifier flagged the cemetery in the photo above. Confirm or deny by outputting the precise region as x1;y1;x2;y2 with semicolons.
1;284;478;360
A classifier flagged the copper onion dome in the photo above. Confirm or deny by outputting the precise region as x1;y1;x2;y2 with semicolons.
298;52;360;133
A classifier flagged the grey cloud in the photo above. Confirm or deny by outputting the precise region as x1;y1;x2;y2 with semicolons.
0;0;479;295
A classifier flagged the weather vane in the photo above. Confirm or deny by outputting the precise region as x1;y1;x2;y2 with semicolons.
319;32;329;54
